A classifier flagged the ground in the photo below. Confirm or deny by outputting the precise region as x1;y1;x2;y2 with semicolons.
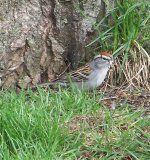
0;87;150;159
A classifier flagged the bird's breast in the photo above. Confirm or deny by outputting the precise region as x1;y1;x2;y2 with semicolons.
88;68;109;88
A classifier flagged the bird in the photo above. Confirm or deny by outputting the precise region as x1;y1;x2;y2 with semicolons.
15;51;113;92
48;51;113;91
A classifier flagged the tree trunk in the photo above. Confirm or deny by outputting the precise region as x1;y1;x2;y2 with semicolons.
0;0;106;89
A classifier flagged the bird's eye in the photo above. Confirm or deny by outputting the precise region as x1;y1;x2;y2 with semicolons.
102;57;109;61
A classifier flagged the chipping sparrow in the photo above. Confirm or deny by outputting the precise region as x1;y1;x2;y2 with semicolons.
52;51;113;90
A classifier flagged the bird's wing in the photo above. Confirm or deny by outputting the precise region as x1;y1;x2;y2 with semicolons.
30;63;92;90
52;63;91;85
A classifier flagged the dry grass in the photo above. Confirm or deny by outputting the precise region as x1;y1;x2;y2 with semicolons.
107;41;150;90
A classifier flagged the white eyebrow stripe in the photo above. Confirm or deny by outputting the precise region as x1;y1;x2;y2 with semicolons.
101;55;111;60
94;55;112;60
94;55;101;59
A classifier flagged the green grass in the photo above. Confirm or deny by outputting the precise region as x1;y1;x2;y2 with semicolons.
87;0;149;55
0;89;150;159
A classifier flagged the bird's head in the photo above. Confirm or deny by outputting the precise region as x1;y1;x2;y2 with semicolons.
90;51;113;69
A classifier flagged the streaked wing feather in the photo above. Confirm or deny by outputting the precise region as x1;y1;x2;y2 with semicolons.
52;63;91;84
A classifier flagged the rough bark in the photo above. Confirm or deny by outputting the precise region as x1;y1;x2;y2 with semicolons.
0;0;105;89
